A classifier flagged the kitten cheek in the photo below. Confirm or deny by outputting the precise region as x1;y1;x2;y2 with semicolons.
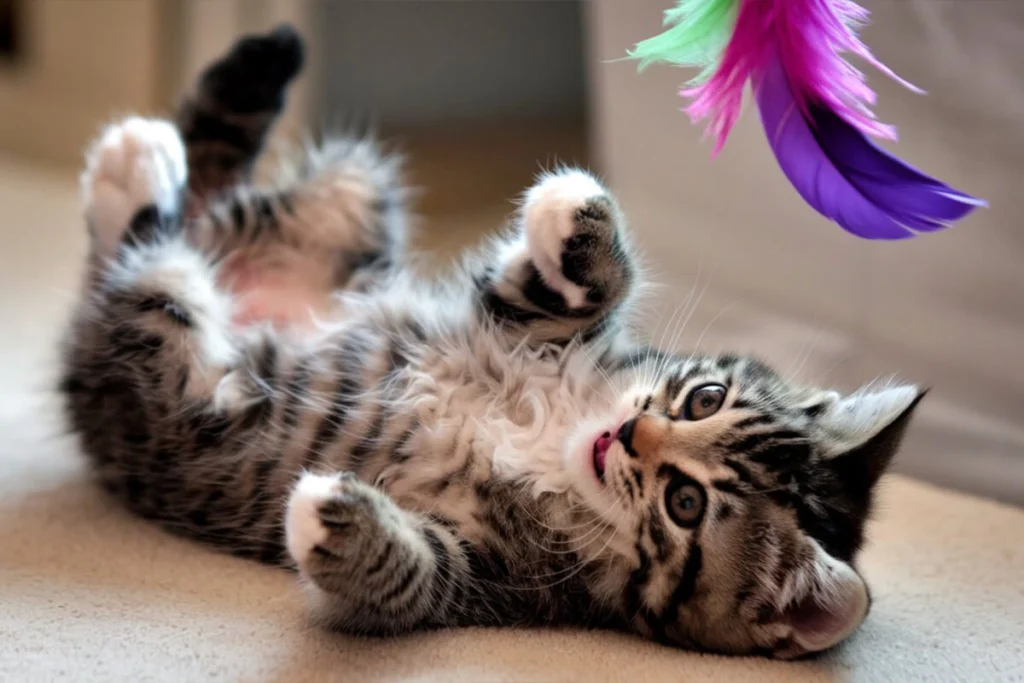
605;446;630;493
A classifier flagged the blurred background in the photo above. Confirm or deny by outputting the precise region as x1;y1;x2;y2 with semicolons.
0;0;1021;504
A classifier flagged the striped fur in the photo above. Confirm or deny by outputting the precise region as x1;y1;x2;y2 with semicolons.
60;26;923;658
176;25;304;208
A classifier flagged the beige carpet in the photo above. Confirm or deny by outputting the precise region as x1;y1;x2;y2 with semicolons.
3;440;1022;682
1;156;1022;682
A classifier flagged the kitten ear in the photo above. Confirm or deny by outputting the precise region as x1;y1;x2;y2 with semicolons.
774;542;871;657
815;384;926;486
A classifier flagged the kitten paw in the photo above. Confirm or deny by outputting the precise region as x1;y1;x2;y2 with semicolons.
522;169;619;309
285;471;398;570
82;117;187;257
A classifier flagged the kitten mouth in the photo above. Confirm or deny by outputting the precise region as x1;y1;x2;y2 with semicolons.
592;431;615;484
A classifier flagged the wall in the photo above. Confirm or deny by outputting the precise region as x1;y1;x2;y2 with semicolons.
0;0;164;166
317;0;585;128
0;0;318;167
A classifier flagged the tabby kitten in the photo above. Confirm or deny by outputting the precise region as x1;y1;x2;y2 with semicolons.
60;27;922;658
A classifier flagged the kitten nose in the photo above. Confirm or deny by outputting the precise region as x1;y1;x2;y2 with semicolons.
618;419;638;458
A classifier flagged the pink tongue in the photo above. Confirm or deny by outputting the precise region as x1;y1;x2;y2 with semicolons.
594;431;614;471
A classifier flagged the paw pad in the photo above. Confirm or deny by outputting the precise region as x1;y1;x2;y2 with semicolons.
522;170;610;309
82;117;186;256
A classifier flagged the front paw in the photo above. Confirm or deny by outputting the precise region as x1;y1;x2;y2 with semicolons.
522;169;625;309
285;471;401;578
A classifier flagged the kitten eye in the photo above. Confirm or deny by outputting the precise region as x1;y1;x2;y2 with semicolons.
683;383;727;420
665;478;706;527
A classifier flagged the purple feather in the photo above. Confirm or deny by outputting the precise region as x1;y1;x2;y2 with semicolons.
754;53;986;239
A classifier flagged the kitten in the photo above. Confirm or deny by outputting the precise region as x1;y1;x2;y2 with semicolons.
59;26;922;658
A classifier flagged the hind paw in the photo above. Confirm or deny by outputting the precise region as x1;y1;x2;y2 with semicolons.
82;117;187;257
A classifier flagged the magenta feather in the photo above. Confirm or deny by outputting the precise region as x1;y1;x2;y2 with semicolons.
681;0;769;154
773;0;922;137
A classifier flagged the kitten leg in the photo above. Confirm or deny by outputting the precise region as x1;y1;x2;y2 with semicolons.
176;24;304;207
194;136;406;287
177;25;406;304
75;115;258;408
68;115;293;537
186;134;407;330
286;472;467;634
470;169;640;345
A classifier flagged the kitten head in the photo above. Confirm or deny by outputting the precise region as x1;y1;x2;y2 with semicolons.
565;352;923;658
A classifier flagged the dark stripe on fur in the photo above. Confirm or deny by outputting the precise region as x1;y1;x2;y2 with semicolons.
176;25;304;202
658;536;703;634
301;335;367;470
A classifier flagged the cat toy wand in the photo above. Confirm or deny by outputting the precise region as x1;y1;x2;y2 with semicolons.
627;0;986;239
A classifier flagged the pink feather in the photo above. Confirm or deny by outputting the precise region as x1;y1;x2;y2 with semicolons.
684;0;920;155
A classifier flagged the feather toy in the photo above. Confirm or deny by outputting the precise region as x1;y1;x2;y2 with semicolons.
628;0;985;239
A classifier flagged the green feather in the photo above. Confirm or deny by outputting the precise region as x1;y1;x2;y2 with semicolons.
627;0;739;84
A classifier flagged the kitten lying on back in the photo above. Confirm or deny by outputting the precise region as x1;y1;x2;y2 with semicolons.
60;26;922;658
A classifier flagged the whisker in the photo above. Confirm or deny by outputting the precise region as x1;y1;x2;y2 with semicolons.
690;300;737;353
784;326;822;384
